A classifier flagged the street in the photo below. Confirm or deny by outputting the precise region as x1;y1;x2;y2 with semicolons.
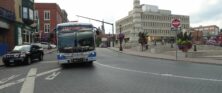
0;48;222;93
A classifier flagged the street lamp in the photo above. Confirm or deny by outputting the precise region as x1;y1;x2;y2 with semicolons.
119;25;124;51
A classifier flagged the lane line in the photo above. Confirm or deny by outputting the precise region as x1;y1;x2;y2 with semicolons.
95;62;222;82
20;68;37;93
0;78;25;90
0;74;21;84
0;67;61;90
36;68;61;77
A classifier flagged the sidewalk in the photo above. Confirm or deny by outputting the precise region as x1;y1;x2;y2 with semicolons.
109;47;222;65
0;49;56;67
44;48;57;54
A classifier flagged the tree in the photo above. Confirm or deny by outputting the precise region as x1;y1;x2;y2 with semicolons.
96;37;102;47
176;32;192;56
138;32;147;51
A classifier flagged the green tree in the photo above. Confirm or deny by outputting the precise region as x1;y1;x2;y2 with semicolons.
96;37;101;47
138;32;147;51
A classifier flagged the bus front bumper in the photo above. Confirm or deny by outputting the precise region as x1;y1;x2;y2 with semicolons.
58;57;96;64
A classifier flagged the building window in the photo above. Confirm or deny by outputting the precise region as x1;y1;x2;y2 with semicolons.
34;10;38;20
23;7;28;19
44;10;50;20
29;9;34;20
35;29;38;33
18;27;22;45
44;23;50;33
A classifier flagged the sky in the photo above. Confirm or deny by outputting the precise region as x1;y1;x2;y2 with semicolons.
35;0;222;33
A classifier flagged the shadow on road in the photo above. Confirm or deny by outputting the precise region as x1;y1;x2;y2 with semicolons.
3;59;41;68
61;63;95;70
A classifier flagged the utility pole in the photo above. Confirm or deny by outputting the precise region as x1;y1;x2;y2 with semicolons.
119;25;123;51
76;15;115;47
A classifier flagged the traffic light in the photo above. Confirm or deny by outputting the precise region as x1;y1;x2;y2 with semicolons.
95;27;101;35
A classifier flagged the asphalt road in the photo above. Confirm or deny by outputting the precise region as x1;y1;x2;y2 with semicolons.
0;48;222;93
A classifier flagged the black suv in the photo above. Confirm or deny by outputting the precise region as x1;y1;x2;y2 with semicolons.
2;44;44;66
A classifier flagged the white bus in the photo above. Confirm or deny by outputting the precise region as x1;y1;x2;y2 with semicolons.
56;22;96;65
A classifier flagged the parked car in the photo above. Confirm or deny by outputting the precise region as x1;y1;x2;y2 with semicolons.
206;37;218;46
2;44;44;66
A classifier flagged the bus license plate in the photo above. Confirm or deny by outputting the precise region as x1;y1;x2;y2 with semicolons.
9;60;14;63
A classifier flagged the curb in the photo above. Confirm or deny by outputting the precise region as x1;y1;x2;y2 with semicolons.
109;48;179;61
108;48;222;66
0;60;4;67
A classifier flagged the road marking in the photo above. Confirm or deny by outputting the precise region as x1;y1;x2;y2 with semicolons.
0;74;21;84
36;68;61;77
95;62;222;82
0;78;25;90
45;71;61;80
0;68;61;90
20;68;37;93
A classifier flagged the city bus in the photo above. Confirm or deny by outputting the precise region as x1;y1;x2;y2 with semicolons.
55;22;96;65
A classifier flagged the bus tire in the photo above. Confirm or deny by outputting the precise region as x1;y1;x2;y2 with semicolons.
87;61;93;65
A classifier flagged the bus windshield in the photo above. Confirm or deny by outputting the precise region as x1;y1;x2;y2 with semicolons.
77;31;94;47
58;32;76;49
58;30;95;53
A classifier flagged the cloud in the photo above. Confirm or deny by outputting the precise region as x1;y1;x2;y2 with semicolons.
191;0;222;27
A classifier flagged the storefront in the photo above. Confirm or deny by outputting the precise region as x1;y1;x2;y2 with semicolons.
0;20;9;55
0;7;15;55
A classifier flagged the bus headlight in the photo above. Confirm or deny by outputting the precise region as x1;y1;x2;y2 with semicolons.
88;52;96;57
57;54;66;60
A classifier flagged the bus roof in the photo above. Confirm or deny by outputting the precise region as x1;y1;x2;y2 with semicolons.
57;22;93;27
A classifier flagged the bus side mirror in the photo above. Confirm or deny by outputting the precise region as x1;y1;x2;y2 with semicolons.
94;27;101;35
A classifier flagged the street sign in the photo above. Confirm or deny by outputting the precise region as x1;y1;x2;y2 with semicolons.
172;18;181;28
102;38;107;41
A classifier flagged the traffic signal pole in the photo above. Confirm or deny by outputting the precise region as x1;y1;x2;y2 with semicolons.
76;15;115;47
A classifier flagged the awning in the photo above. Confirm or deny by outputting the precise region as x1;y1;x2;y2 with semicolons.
0;21;9;29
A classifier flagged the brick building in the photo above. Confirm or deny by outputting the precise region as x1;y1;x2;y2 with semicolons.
0;0;16;55
191;25;220;44
192;25;220;37
34;3;68;44
190;29;204;44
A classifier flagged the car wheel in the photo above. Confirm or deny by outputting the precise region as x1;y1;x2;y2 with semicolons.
39;54;43;61
4;63;10;67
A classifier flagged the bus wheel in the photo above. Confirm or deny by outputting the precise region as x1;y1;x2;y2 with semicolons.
61;64;67;68
87;61;93;65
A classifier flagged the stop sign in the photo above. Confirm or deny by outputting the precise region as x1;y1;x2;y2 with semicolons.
172;18;181;28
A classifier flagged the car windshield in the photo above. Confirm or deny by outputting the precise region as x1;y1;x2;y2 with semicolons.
13;45;30;52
